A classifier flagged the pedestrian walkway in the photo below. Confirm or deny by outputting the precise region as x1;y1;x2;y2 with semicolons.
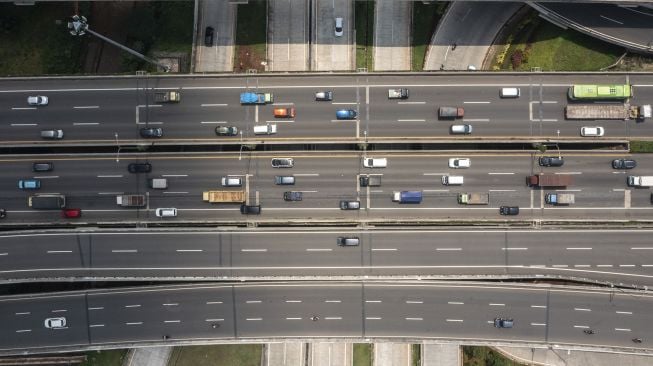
374;343;410;366
195;0;236;72
123;347;172;366
422;344;459;366
373;0;412;71
265;342;305;366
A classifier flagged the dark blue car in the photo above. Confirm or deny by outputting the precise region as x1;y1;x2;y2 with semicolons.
336;109;357;120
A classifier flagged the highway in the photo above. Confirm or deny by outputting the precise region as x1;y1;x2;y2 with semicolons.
0;282;650;355
0;74;651;144
0;152;651;223
1;229;653;286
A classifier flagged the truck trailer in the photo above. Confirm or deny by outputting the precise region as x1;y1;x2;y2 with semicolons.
545;193;575;205
153;91;181;103
527;174;574;187
202;190;246;203
627;176;653;187
564;104;651;120
116;194;147;207
457;192;489;205
392;191;422;204
438;106;465;119
240;92;274;105
28;194;66;209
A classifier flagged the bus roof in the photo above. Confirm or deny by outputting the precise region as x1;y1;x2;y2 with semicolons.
569;84;632;100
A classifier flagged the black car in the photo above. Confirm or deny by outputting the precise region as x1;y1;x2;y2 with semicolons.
336;237;360;246
240;204;261;215
140;127;163;138
539;156;564;167
128;163;152;173
271;158;294;168
499;206;520;215
339;200;360;210
283;191;303;201
215;126;238;136
204;26;214;47
33;162;54;172
612;159;637;169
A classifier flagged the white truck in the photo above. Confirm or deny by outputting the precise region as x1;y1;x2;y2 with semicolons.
388;88;409;99
457;193;489;205
564;104;651;121
545;193;575;205
627;176;653;187
253;124;277;135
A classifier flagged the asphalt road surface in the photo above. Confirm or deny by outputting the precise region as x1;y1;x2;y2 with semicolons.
0;282;650;355
0;152;651;223
1;74;650;145
1;229;653;287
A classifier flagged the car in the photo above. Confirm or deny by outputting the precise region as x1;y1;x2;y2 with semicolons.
334;17;343;37
221;177;243;187
467;65;477;71
40;129;64;140
450;124;472;135
204;26;214;46
62;208;82;218
339;200;360;210
274;107;296;118
44;317;66;329
275;176;295;185
363;157;387;168
33;162;54;172
581;126;604;137
215;126;238;136
448;158;470;169
240;204;261;215
284;191;303;201
651;193;653;205
315;91;333;101
18;179;40;190
337;237;360;246
494;318;514;328
271;158;294;168
139;127;163;138
155;208;177;218
499;206;520;215
336;109;357;120
27;96;48;106
0;209;6;219
539;156;564;167
612;159;636;169
128;163;152;173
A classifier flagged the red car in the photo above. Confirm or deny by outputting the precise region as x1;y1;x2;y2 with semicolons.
62;208;82;218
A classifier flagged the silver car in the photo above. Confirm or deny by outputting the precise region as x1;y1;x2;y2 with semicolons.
44;317;66;329
28;96;48;106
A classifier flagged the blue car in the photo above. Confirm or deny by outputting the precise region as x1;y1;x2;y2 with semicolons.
18;179;41;190
336;109;357;120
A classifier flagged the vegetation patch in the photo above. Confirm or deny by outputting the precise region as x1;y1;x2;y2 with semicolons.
493;9;622;71
630;141;653;153
169;344;262;366
80;349;127;366
410;344;421;366
463;346;527;366
0;3;84;75
355;1;374;70
353;343;372;366
411;2;447;70
235;0;267;72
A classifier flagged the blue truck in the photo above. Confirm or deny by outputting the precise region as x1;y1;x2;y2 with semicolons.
392;191;422;204
240;92;274;105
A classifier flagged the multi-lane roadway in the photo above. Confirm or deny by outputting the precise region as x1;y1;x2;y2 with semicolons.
1;282;650;355
0;152;651;223
2;229;653;287
0;75;650;145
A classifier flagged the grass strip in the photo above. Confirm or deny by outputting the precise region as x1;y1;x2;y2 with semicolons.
80;349;127;366
169;344;262;366
630;141;653;153
411;2;447;70
353;343;372;366
355;1;374;70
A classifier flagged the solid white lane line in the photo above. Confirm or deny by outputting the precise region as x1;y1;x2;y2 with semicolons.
502;248;528;251
126;322;143;325
488;172;515;175
293;173;320;176
573;325;590;329
201;121;228;124
398;119;426;122
331;102;357;105
615;328;631;332
371;248;397;251
125;305;141;308
162;174;188;177
11;123;37;126
201;104;228;107
398;101;425;104
366;317;382;320
112;250;137;253
436;248;462;251
446;319;464;322
574;308;591;312
51;309;67;313
325;317;342;320
164;320;181;323
489;303;505;306
73;106;99;109
325;300;341;303
616;311;632;315
489;189;516;192
531;305;547;309
406;317;423;321
15;312;30;315
97;175;123;178
163;191;189;194
365;300;382;303
463;118;490;122
241;249;267;252
11;107;36;110
306;248;332;252
205;318;224;322
73;123;100;126
89;324;105;328
285;300;302;303
631;247;653;250
246;300;262;304
463;101;490;104
448;302;464;305
406;301;423;304
176;249;203;252
531;323;546;326
566;247;592;250
206;301;223;305
163;303;179;306
15;329;31;333
286;317;302;320
88;307;104;311
33;176;59;179
246;318;262;321
47;250;73;254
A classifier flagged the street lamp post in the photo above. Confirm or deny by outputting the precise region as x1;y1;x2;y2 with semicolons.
238;130;244;161
114;133;121;163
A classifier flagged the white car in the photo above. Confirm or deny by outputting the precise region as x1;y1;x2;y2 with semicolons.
155;208;177;218
363;157;387;168
580;126;604;137
448;158;471;169
334;17;343;37
27;96;48;106
44;317;66;329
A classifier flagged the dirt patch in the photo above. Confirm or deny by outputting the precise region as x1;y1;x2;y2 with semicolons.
84;2;135;73
235;45;265;72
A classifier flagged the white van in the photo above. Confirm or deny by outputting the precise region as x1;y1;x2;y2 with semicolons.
442;175;464;185
221;177;243;187
148;178;168;189
363;157;387;168
450;124;472;135
253;124;277;135
500;87;520;98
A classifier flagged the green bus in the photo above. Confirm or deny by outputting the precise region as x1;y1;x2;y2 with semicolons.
568;84;632;100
